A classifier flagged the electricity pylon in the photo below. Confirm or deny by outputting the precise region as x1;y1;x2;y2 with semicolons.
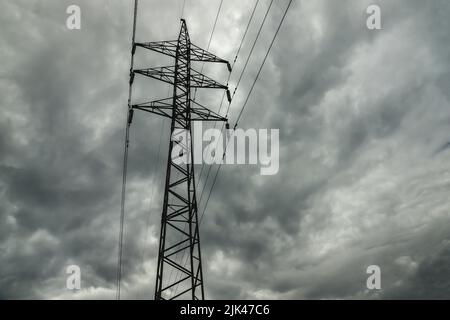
129;19;231;300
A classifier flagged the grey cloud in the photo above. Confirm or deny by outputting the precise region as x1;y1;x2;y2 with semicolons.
1;0;450;300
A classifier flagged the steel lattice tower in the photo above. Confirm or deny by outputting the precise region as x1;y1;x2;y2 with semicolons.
129;19;231;300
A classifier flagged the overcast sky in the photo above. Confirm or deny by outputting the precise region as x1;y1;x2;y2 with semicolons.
1;0;450;299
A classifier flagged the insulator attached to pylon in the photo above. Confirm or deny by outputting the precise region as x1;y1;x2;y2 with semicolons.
127;108;134;125
132;43;136;55
226;89;232;103
226;122;230;130
227;62;232;72
129;70;135;85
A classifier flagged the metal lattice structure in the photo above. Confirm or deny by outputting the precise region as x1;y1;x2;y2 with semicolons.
130;19;230;300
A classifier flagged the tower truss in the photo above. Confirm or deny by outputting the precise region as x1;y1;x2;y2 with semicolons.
130;19;230;300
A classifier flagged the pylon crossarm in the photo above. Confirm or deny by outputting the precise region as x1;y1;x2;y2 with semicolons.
135;40;178;57
132;97;174;119
133;106;172;118
190;99;227;122
134;66;175;85
135;40;230;72
190;68;227;89
135;66;227;90
190;43;232;71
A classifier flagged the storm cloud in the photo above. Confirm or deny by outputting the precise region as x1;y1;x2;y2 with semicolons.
1;0;450;299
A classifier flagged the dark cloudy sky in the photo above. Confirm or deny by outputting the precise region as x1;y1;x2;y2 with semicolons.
1;0;450;299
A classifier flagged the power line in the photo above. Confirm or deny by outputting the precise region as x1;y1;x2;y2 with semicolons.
135;116;166;300
196;0;260;190
206;0;223;52
232;0;261;74
175;0;278;296
192;0;224;101
192;0;225;193
117;0;138;301
116;120;130;301
200;0;293;224
234;0;293;126
197;0;272;208
230;0;274;105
